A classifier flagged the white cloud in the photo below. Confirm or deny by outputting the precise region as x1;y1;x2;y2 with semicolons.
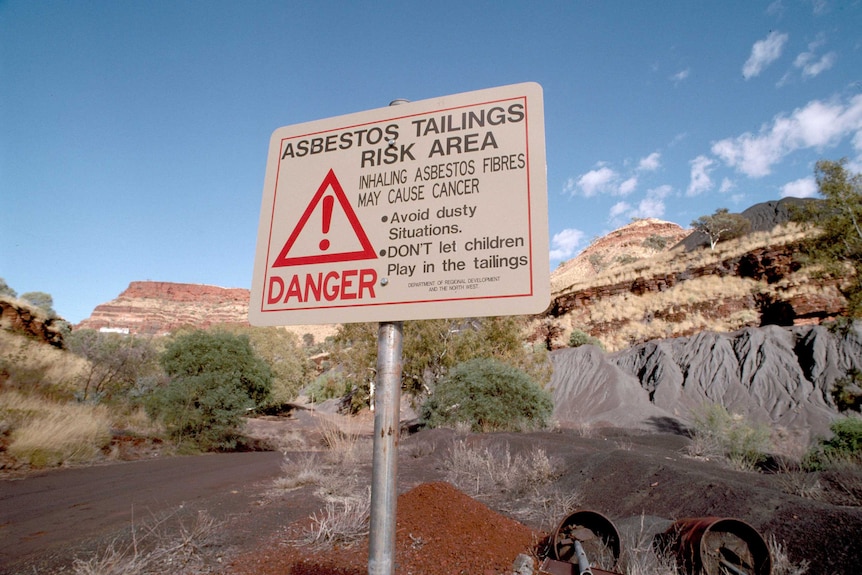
794;49;836;78
575;165;618;197
549;228;586;261
719;178;735;194
638;152;661;171
636;196;666;219
609;201;631;219
607;186;670;223
619;177;638;195
672;69;690;84
712;94;862;177
687;155;715;196
781;177;818;198
743;31;789;79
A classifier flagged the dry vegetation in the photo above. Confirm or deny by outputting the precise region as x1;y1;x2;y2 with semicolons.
547;223;845;351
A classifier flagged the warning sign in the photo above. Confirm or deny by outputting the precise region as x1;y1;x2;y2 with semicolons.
272;169;376;267
250;82;549;326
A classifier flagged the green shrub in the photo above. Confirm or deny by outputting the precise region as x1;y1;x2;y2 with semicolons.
306;371;351;402
147;330;272;450
832;369;862;412
642;234;669;251
568;329;604;349
420;357;553;432
805;417;862;470
146;372;252;451
688;404;771;470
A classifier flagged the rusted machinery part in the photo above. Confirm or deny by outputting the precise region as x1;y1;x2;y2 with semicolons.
552;510;622;571
659;517;772;575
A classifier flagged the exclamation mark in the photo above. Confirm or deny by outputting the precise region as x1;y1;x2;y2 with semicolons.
319;195;334;251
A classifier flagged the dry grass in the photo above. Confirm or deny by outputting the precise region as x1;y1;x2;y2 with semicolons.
769;535;810;575
443;440;573;530
301;487;371;550
71;510;221;575
619;515;680;575
0;330;90;398
1;390;113;467
556;224;809;295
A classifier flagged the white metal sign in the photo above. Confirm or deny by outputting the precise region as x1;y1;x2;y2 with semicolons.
250;82;549;325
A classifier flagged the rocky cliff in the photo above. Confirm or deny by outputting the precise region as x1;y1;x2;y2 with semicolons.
0;298;67;348
550;322;862;447
76;282;250;335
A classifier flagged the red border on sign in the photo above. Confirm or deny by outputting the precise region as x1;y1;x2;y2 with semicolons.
260;92;538;315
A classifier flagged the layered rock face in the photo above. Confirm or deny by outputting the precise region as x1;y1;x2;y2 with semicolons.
76;282;250;335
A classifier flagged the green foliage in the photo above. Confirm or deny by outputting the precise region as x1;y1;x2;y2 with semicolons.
793;159;862;316
691;208;752;250
0;277;17;298
689;404;771;470
305;371;351;402
67;329;161;403
147;330;272;449
568;328;604;349
331;316;551;412
641;234;669;251
832;369;862;412
588;253;605;272
146;372;253;450
615;254;639;265
20;291;56;317
420;357;553;432
214;324;311;407
805;417;862;470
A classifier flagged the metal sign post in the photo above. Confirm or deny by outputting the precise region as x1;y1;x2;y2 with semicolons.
367;320;403;575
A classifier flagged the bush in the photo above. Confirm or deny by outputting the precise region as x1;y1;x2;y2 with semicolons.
642;234;669;251
688;404;771;470
147;330;272;450
420;357;553;432
832;369;862;412
569;329;604;349
331;316;551;411
805;417;862;470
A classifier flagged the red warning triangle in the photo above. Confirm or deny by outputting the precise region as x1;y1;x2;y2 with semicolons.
272;169;377;267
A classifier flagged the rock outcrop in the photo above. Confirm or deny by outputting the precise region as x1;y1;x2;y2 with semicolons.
0;298;68;348
76;282;250;335
551;322;862;445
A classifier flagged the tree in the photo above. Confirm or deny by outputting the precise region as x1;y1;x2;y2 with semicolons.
67;329;161;402
330;316;551;412
420;357;553;432
0;278;17;298
691;208;751;250
20;291;56;317
147;330;273;449
213;324;312;407
793;159;862;315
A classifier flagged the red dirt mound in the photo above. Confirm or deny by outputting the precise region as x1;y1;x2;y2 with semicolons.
229;481;539;575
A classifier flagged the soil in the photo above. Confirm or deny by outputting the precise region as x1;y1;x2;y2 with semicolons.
2;409;861;575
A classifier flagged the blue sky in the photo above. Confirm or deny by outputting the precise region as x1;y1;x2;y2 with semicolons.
2;1;861;324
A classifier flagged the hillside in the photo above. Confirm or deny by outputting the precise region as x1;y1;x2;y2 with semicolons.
542;211;847;351
76;281;337;343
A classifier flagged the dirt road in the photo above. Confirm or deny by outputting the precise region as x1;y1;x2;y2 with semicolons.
0;451;283;574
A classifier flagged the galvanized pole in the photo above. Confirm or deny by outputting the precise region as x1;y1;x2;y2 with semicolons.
367;98;408;575
367;320;403;575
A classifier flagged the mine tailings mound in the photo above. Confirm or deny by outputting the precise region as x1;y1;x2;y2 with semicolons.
550;322;862;446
